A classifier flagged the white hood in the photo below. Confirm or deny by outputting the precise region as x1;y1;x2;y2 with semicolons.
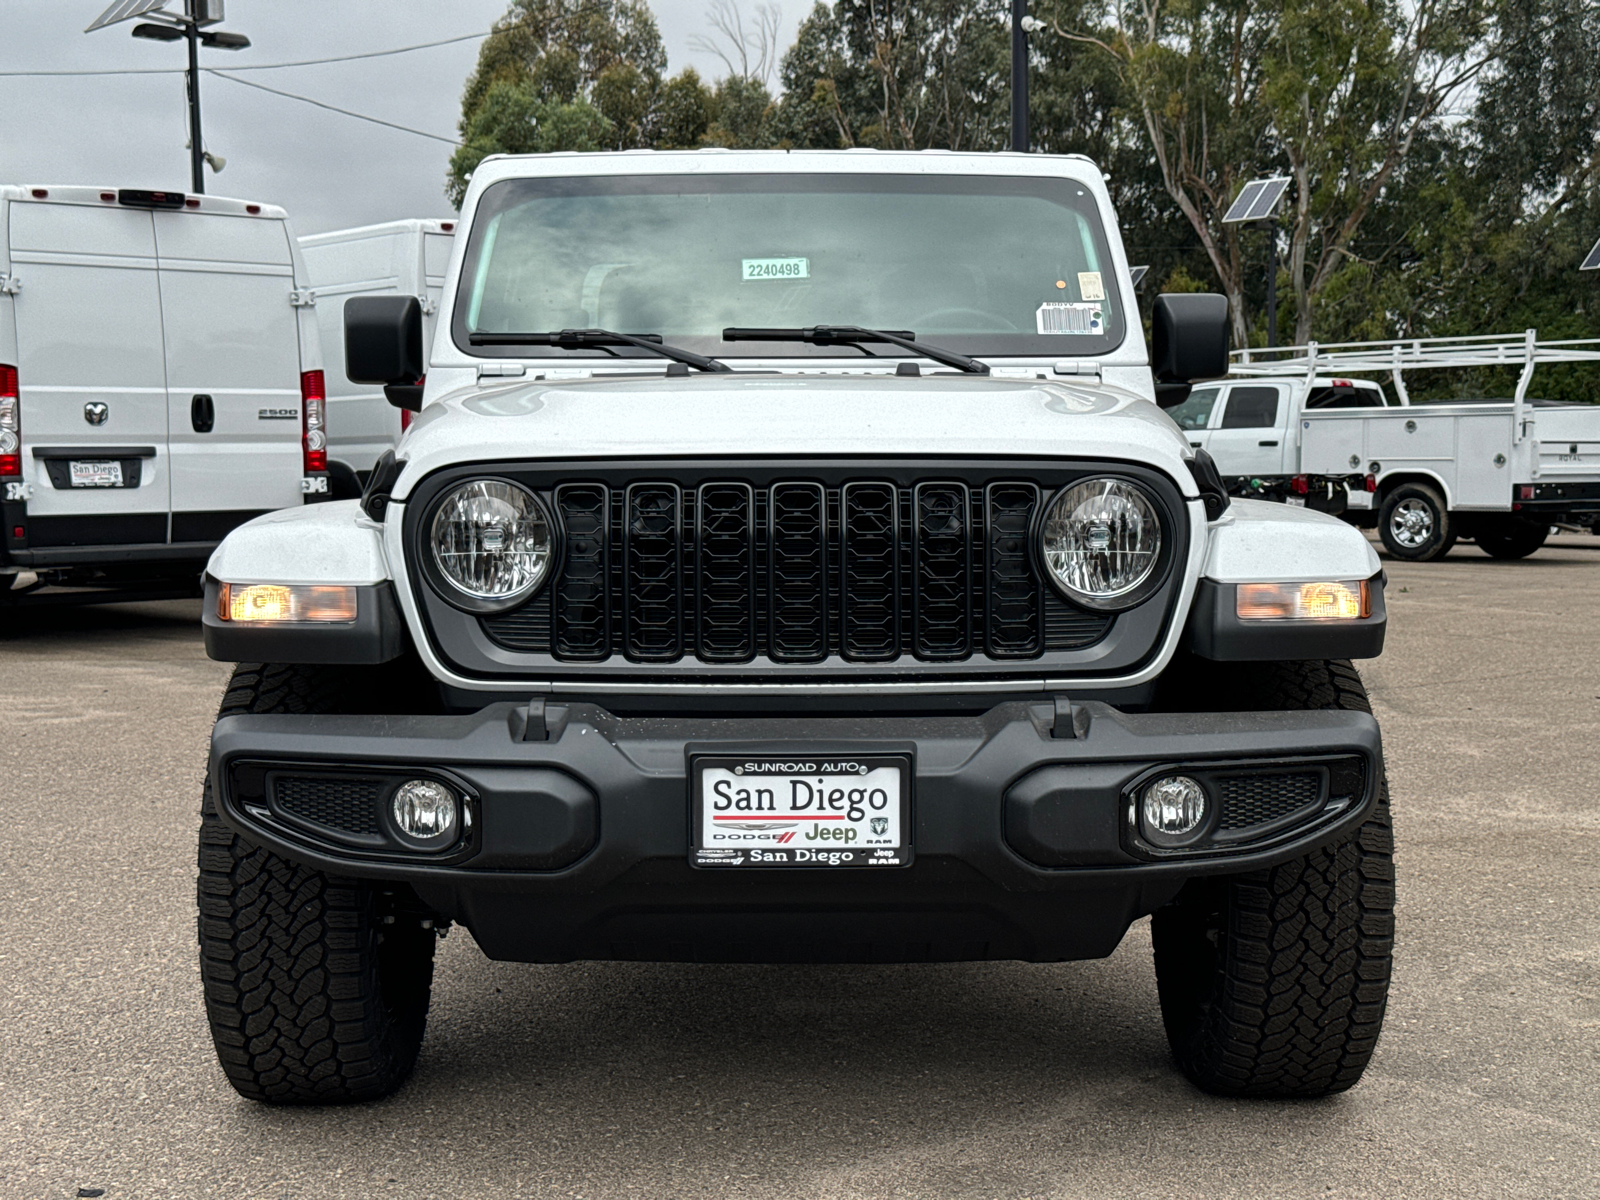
388;373;1198;502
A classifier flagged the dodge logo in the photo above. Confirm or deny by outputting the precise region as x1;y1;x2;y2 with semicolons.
83;402;108;426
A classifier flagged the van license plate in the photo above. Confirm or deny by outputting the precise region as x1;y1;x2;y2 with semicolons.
690;755;911;868
69;461;123;487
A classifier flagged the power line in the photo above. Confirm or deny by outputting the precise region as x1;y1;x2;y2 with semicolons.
205;70;461;145
0;29;492;78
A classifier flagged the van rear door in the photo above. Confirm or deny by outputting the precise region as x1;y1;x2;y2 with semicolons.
7;197;171;547
154;210;302;544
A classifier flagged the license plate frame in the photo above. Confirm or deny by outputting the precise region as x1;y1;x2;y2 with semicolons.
68;460;124;488
689;753;913;869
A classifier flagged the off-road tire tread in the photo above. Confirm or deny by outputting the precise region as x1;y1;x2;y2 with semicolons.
1152;659;1395;1098
197;662;435;1105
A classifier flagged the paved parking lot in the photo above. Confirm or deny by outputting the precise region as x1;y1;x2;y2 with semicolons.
2;535;1597;1199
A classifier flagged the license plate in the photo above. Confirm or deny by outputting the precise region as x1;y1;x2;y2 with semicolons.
69;460;122;487
690;755;912;868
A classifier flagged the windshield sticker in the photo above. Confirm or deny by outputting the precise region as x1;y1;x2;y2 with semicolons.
742;257;809;281
1077;271;1106;301
1037;302;1104;335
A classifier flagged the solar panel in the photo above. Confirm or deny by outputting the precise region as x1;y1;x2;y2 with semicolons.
1222;176;1291;224
85;0;170;33
1129;265;1149;287
1582;235;1600;271
1221;182;1267;224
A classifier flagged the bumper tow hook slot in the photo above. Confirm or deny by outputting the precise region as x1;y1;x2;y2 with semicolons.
510;697;550;742
1051;695;1090;739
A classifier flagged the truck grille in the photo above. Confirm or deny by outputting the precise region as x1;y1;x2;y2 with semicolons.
482;480;1113;663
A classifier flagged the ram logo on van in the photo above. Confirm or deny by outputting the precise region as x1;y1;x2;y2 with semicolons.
83;402;108;426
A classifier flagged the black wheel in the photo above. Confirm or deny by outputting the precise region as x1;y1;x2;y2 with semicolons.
1151;659;1395;1098
197;662;440;1104
1378;482;1455;561
1473;517;1548;560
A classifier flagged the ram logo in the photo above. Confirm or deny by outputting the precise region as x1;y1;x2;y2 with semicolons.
83;402;108;426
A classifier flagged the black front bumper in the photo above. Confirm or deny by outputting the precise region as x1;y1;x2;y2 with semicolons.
209;700;1383;965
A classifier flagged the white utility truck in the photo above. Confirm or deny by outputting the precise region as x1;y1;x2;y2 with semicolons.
1214;335;1600;560
299;219;456;491
195;150;1394;1106
0;185;327;604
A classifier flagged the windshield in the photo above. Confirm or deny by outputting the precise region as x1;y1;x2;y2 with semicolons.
453;172;1126;361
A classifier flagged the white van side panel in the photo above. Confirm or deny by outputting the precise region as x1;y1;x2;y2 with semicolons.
7;200;172;528
300;221;455;474
155;212;303;530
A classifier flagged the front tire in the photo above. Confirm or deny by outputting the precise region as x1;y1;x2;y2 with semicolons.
197;662;439;1104
1151;659;1395;1098
1378;482;1455;561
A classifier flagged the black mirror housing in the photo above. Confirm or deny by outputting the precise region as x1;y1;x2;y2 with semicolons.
1150;293;1229;409
345;296;423;392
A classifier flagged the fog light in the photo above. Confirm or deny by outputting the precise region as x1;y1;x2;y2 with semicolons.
1141;776;1208;845
391;779;458;844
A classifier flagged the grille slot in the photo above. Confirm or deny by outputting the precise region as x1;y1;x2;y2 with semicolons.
912;483;972;659
273;776;382;837
841;482;900;660
1216;772;1323;831
769;482;827;662
554;484;609;659
696;483;756;662
984;482;1042;658
625;483;683;662
480;476;1116;664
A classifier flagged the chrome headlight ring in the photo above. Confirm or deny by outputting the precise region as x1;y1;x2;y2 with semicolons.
422;478;560;614
1036;476;1169;612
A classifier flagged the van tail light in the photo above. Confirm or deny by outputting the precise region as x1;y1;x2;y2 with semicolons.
301;370;327;473
1291;474;1310;496
0;364;20;478
1365;474;1377;493
398;375;423;434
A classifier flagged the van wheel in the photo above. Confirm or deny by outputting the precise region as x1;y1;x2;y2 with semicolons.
196;662;438;1104
1474;517;1548;560
1151;660;1395;1098
1378;482;1455;561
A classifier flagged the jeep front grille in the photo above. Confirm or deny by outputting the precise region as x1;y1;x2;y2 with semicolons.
481;480;1113;664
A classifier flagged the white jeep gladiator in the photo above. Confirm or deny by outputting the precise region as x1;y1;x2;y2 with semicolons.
195;150;1393;1105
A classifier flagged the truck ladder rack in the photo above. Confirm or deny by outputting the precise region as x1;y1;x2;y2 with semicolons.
1230;330;1600;444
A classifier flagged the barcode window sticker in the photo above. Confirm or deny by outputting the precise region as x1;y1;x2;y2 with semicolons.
742;257;809;281
1037;302;1104;335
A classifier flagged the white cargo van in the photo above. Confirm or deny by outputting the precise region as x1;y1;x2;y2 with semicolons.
0;185;326;603
298;219;455;488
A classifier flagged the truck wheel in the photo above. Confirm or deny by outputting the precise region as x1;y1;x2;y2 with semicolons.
196;662;438;1104
1151;659;1395;1098
1378;482;1455;560
1474;518;1548;560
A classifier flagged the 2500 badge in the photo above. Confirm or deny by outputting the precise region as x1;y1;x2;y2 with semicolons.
690;754;911;868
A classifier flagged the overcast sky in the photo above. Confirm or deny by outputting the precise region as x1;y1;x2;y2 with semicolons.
0;0;804;234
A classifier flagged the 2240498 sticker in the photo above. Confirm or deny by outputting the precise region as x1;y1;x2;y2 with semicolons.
742;257;809;281
1037;302;1105;335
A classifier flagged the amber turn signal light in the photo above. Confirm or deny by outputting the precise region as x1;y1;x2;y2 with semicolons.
1236;580;1369;621
218;583;358;623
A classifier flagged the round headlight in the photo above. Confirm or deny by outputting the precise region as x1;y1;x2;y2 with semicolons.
429;479;553;611
1039;478;1162;610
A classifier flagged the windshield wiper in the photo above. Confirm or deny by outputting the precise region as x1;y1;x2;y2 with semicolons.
722;325;990;375
469;329;733;373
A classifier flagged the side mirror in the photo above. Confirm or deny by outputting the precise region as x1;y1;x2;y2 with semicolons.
1150;293;1229;409
345;296;424;411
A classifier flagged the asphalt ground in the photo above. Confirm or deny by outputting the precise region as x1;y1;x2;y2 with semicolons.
2;534;1597;1200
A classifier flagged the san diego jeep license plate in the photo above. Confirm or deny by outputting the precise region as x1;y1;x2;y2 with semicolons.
690;755;912;868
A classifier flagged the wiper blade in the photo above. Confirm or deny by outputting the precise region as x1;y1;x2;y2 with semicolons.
723;325;990;375
468;329;733;373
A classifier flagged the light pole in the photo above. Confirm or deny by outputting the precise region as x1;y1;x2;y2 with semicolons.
1012;7;1046;152
1221;176;1292;348
86;0;251;195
